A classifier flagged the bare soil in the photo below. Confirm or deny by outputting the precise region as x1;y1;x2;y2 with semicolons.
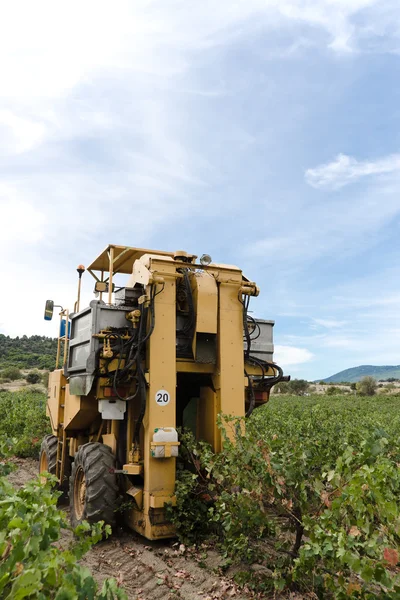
9;459;307;600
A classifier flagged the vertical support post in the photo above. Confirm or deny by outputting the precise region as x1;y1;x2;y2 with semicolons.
59;428;67;484
100;270;104;303
126;394;135;463
198;386;218;450
56;312;62;369
63;309;69;367
213;271;245;451
111;419;119;445
108;246;114;305
142;260;176;538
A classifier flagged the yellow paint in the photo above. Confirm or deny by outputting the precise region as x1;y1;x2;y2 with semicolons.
123;464;143;475
47;370;66;435
102;433;117;454
46;244;280;541
64;386;98;431
191;272;218;334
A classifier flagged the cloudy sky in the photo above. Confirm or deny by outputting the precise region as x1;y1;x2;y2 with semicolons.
1;0;399;380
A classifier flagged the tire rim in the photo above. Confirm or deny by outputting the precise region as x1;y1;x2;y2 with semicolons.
74;466;86;520
39;451;48;484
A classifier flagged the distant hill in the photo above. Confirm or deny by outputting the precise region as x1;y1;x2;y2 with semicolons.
0;334;57;370
322;365;400;384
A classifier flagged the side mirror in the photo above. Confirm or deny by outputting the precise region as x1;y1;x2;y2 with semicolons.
94;282;115;293
94;281;108;293
44;300;54;321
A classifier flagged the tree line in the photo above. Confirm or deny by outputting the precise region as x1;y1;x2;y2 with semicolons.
0;334;57;370
274;376;380;396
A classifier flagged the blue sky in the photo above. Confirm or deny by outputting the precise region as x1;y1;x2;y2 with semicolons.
1;0;399;380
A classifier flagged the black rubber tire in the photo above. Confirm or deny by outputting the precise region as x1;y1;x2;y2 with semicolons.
39;434;71;500
69;442;118;529
39;434;58;476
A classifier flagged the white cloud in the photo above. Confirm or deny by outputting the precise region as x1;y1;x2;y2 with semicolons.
0;110;46;155
0;185;46;245
0;0;399;360
312;318;347;328
305;153;400;190
246;156;400;270
274;345;314;367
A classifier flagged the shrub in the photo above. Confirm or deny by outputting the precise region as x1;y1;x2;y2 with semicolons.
170;396;400;597
357;376;377;396
0;389;50;457
1;367;22;381
42;370;50;388
325;385;340;395
25;370;42;384
289;379;309;396
274;381;290;394
0;440;126;599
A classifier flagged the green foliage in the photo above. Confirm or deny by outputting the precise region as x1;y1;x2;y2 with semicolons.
0;334;57;371
0;389;50;457
166;432;217;544
288;379;309;396
357;376;377;396
26;370;42;384
0;442;126;599
42;371;50;388
274;379;309;395
171;395;400;598
274;381;290;394
1;366;22;381
325;385;341;395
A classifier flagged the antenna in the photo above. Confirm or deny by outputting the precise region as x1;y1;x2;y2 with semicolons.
75;265;85;312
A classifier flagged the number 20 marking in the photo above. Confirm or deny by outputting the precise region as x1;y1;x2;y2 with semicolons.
155;390;170;406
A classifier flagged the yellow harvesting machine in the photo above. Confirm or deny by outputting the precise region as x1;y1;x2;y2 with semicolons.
40;244;286;540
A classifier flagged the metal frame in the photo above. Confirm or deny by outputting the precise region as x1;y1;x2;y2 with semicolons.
45;244;280;541
55;309;69;369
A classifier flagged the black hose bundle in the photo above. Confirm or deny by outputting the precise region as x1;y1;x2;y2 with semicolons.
239;292;284;417
104;284;163;445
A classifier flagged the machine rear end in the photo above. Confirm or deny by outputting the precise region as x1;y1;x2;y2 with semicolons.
42;245;285;540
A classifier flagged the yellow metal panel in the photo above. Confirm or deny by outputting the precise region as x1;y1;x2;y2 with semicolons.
213;270;245;450
64;386;98;431
176;361;214;374
125;507;175;540
191;272;218;334
87;244;175;274
141;257;177;536
244;362;276;376
149;494;177;508
126;486;143;509
198;386;219;451
123;464;143;475
47;370;65;435
102;433;117;454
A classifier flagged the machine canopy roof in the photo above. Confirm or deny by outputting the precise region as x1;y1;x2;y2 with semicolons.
87;245;175;275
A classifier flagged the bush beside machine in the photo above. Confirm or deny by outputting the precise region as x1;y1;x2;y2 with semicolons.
40;244;287;540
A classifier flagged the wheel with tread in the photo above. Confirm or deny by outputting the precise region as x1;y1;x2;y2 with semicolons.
39;434;58;479
69;442;118;529
39;434;71;497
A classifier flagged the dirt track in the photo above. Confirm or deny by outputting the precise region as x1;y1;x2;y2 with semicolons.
10;459;306;600
8;459;253;599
